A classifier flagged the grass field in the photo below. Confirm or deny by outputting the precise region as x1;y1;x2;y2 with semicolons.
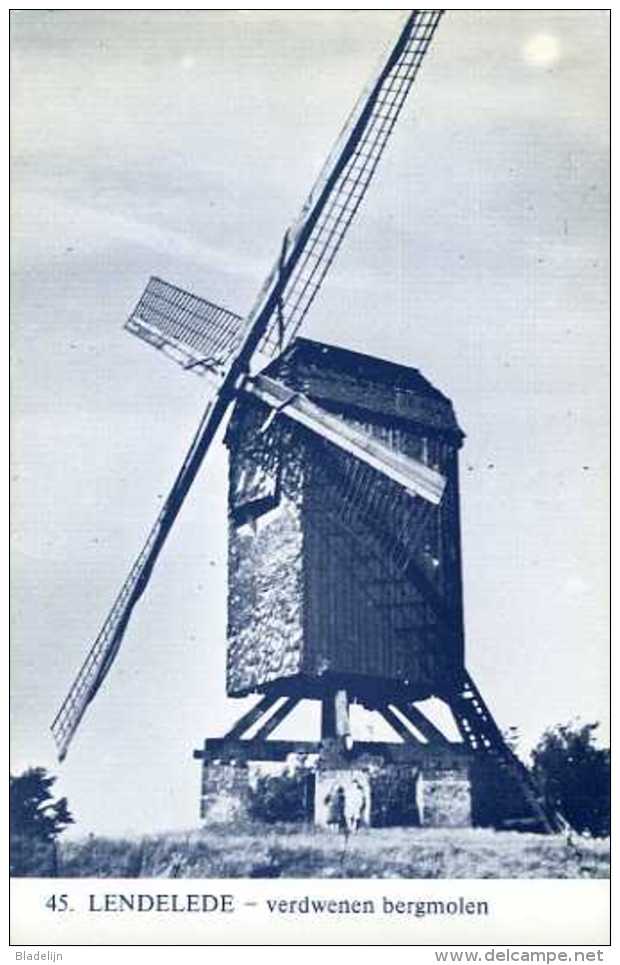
53;825;609;879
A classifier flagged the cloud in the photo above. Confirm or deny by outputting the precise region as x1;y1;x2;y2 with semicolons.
12;187;268;283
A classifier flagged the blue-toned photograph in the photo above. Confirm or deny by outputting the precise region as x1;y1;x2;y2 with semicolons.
10;9;609;888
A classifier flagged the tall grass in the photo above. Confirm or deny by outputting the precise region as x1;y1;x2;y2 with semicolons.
47;825;610;879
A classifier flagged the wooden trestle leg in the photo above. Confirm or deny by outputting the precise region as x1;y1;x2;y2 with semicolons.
321;689;350;742
222;693;302;741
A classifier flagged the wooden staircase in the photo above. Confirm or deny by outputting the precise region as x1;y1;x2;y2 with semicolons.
448;671;566;833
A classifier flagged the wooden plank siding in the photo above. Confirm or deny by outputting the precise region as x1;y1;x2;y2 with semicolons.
301;412;463;700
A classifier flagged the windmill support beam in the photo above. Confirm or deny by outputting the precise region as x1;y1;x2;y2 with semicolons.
321;689;350;740
194;737;468;766
222;694;280;740
378;704;421;743
395;702;451;745
252;696;300;740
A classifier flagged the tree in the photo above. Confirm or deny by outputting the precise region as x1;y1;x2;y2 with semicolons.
10;767;74;875
10;767;74;841
531;721;610;837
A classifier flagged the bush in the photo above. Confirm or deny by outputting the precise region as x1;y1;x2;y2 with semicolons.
247;770;312;823
371;768;420;827
531;721;610;837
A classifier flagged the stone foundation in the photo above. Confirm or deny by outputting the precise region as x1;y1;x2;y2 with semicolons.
417;759;471;827
314;756;471;830
198;745;472;829
200;761;251;824
370;763;422;827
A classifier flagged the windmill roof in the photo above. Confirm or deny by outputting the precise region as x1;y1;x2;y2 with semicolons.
262;337;463;438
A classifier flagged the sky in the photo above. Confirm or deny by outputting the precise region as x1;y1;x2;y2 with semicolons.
10;10;609;836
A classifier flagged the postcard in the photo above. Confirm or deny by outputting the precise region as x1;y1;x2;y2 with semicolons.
10;8;610;949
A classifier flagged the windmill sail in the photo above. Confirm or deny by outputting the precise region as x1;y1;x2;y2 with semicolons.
125;283;446;506
51;388;228;760
123;277;447;577
52;9;445;760
254;9;444;358
247;374;444;505
125;276;245;388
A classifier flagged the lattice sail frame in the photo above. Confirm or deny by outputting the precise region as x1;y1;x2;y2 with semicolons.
126;276;245;394
124;10;445;374
256;9;444;358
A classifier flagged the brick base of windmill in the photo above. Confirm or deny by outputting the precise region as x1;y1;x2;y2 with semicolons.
193;686;544;831
194;690;473;830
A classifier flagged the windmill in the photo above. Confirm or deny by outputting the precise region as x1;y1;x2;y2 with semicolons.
51;10;563;833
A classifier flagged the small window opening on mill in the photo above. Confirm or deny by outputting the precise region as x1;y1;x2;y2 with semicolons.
230;435;283;527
